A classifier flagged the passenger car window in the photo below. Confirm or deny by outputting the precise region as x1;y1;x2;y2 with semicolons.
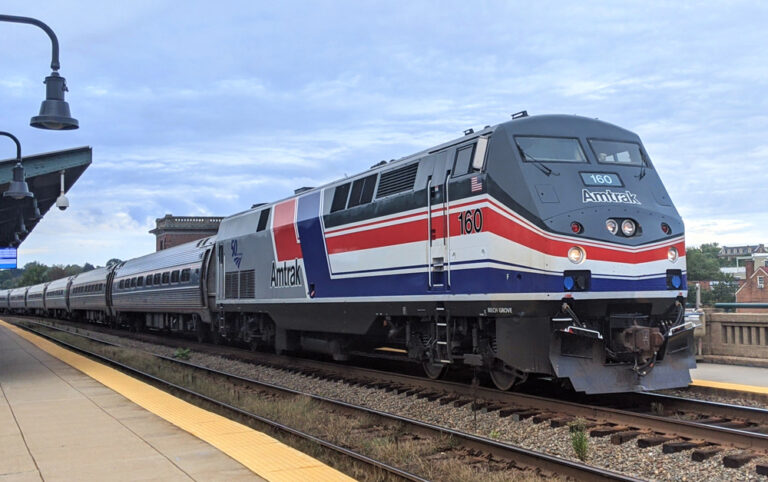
162;272;170;284
154;273;161;285
137;277;143;287
180;268;191;282
146;275;153;286
130;278;136;288
171;270;180;283
119;280;124;289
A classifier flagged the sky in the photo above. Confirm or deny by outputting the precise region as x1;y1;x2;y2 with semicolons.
1;1;767;267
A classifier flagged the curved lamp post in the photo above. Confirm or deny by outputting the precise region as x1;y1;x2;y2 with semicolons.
1;132;33;200
0;14;79;130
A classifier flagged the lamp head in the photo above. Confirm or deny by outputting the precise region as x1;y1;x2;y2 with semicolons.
30;72;78;130
3;163;33;200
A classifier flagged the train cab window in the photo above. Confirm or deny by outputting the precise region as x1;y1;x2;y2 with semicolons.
515;136;587;163
171;270;180;283
347;174;377;208
257;208;270;232
162;272;170;284
330;183;350;213
452;144;476;176
137;277;143;287
146;275;153;286
154;273;161;285
588;139;646;166
180;268;191;282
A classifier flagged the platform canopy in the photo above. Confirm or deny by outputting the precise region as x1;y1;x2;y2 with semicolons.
0;146;91;248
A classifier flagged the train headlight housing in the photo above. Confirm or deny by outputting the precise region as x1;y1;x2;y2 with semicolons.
621;219;636;237
606;219;619;235
567;246;585;264
668;246;678;263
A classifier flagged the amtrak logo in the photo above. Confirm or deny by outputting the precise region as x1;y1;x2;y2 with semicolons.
582;189;641;205
271;259;303;288
231;240;243;269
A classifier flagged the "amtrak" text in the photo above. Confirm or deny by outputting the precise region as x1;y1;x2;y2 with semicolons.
271;259;303;288
581;189;641;205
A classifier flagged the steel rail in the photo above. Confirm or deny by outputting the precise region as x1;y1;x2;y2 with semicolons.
12;319;636;482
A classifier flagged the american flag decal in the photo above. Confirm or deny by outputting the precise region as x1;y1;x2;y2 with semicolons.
470;176;482;192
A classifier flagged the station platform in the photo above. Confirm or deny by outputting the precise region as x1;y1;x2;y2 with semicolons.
691;362;768;394
0;320;351;481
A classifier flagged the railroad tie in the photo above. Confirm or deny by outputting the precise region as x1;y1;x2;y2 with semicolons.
691;447;722;462
439;396;459;406
610;430;642;445
722;452;758;469
589;426;629;438
511;410;538;422
549;417;574;428
637;435;676;448
531;413;555;424
662;440;709;454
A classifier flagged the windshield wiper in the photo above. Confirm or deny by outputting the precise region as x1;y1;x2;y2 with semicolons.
516;145;559;176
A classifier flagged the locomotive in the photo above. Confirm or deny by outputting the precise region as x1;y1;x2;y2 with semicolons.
0;113;696;394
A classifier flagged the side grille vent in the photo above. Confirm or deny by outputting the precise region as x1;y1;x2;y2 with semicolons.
376;163;418;198
239;270;255;298
224;272;238;299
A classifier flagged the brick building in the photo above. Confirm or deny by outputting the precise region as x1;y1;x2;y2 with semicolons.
149;214;222;251
734;260;768;312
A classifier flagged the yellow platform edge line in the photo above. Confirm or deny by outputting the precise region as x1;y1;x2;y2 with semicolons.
691;378;768;395
0;320;354;482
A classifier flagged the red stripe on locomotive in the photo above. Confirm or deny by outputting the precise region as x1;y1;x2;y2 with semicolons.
273;199;303;261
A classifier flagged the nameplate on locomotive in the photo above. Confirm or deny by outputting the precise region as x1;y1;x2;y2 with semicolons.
581;189;641;205
271;259;304;288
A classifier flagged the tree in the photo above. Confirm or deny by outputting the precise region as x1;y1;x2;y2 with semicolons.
46;265;68;281
686;244;721;281
82;262;95;272
106;258;122;268
17;262;48;287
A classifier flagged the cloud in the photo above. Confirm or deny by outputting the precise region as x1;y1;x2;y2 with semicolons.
2;0;766;266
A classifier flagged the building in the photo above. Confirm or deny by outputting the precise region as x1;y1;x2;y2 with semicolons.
734;260;768;312
719;244;766;262
149;214;222;251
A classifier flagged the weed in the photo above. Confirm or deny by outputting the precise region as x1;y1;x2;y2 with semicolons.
570;426;589;462
489;429;501;439
568;417;587;433
172;347;191;360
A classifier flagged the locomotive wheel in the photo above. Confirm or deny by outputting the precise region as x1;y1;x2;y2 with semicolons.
422;360;447;380
489;363;527;391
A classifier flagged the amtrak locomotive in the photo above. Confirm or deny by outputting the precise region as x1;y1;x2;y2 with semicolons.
0;113;696;394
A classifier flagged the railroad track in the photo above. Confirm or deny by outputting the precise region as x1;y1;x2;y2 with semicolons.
11;316;768;475
10;318;635;482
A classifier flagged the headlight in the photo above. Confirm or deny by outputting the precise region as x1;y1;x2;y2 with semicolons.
621;219;636;237
568;246;585;264
668;246;678;263
606;219;618;235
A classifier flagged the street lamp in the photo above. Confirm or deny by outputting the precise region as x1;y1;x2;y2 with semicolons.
1;132;33;200
0;14;79;130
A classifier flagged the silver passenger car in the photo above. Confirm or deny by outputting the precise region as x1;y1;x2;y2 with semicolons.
9;286;29;313
45;276;74;318
112;237;214;333
26;282;49;314
0;289;9;312
69;267;111;322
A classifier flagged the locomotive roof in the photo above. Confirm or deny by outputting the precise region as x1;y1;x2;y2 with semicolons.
224;113;639;221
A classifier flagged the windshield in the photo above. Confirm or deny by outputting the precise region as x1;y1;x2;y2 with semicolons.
515;136;587;163
589;139;646;166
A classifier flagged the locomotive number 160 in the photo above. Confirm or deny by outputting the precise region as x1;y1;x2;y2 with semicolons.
457;209;483;235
